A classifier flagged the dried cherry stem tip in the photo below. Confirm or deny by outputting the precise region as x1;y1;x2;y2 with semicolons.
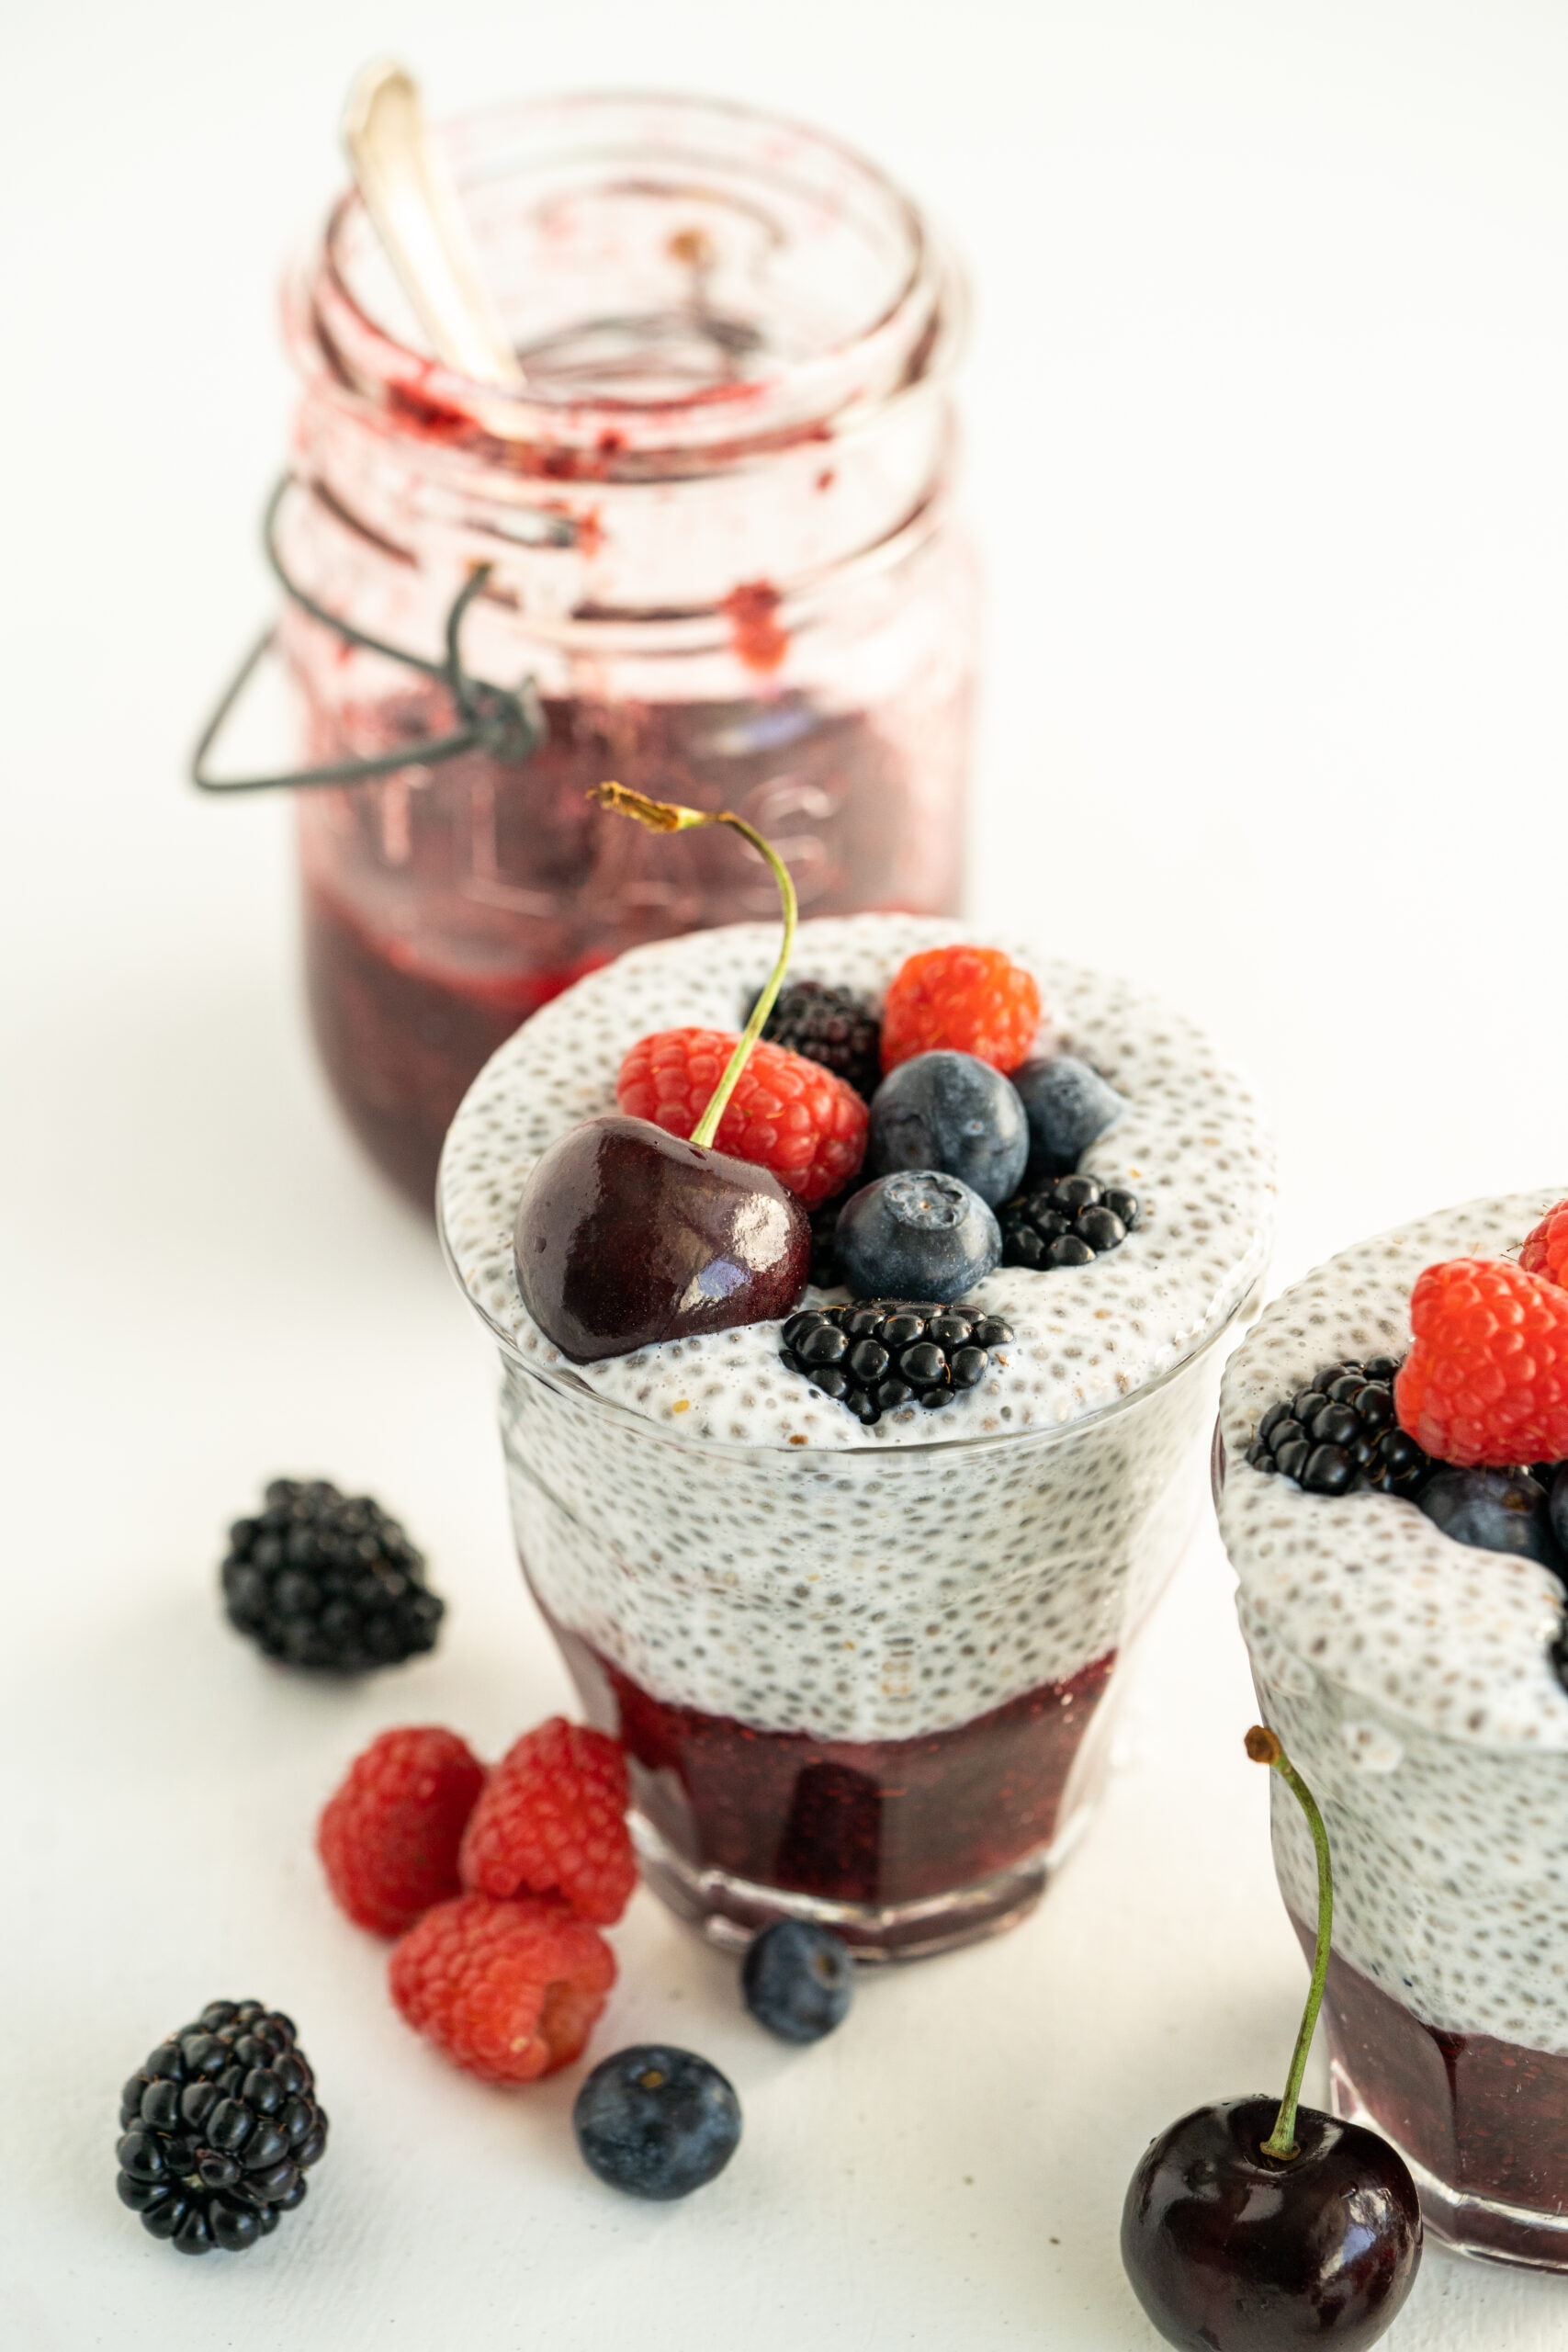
1245;1723;1334;2163
590;782;798;1148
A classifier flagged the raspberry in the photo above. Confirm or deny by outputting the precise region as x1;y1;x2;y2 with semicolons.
879;945;1043;1075
616;1027;868;1208
1394;1258;1568;1469
389;1894;615;2083
459;1716;636;1927
317;1726;486;1939
1520;1200;1568;1290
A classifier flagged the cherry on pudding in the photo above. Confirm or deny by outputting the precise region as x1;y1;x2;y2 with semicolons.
513;784;812;1364
514;1116;808;1363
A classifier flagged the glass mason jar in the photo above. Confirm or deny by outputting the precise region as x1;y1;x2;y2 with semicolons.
274;92;975;1208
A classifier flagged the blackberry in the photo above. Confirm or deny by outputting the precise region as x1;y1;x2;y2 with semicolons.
221;1478;444;1674
780;1301;1013;1425
116;2000;327;2255
999;1172;1140;1271
808;1191;850;1288
755;978;882;1102
1248;1357;1436;1500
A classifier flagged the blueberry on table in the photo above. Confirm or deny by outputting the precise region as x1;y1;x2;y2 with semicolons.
742;1919;855;2042
835;1170;1000;1304
573;2046;741;2199
867;1049;1028;1205
1120;1728;1421;2350
1011;1054;1126;1178
1419;1465;1563;1571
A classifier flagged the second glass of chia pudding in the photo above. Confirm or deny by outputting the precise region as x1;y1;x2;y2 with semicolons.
441;912;1273;1958
1216;1192;1568;2267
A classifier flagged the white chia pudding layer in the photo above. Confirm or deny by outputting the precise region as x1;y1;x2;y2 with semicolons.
442;914;1274;1743
1219;1193;1568;2052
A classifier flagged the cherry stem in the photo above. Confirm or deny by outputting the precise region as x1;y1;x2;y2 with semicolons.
1245;1724;1334;2163
589;782;797;1149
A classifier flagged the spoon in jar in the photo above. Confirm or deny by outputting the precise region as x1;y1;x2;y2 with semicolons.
342;59;525;390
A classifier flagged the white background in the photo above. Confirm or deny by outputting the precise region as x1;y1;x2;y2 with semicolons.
3;2;1565;2346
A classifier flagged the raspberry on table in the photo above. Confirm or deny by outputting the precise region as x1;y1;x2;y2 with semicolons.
615;1027;868;1208
389;1894;616;2084
317;1726;487;1939
879;944;1043;1076
1520;1200;1568;1290
1395;1258;1568;1468
459;1716;636;1927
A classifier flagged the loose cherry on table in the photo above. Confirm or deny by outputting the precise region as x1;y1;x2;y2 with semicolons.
513;784;810;1363
1120;1727;1422;2352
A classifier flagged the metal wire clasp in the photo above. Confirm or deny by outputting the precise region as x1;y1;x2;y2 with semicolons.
190;476;546;793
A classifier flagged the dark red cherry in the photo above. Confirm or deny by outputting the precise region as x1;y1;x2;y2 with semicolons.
513;1114;810;1363
1121;2096;1421;2352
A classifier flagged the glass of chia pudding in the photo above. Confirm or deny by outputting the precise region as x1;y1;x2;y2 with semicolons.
1216;1192;1568;2268
441;913;1273;1958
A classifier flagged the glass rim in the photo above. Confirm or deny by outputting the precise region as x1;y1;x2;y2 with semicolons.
291;86;961;461
438;1184;1264;1464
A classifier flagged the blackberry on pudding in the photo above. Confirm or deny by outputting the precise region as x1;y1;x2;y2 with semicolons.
1248;1357;1435;1500
780;1302;1013;1425
999;1172;1139;1272
1218;1193;1568;2268
757;978;882;1102
443;903;1273;1955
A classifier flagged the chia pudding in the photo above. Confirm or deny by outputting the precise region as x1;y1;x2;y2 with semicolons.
1216;1193;1568;2267
441;913;1273;1956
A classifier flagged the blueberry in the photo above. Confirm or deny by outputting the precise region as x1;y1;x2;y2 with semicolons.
1010;1055;1127;1179
1419;1468;1564;1571
867;1051;1028;1206
1552;1464;1568;1556
573;2045;741;2200
835;1170;1000;1304
741;1919;855;2043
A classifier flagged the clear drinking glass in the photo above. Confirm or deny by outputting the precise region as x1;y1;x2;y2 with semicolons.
445;1280;1262;1960
1215;1196;1568;2269
275;92;975;1207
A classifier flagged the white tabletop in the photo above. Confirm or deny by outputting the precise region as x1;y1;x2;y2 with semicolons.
3;2;1565;2346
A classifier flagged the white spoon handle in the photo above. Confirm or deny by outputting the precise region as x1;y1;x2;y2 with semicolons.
342;60;525;390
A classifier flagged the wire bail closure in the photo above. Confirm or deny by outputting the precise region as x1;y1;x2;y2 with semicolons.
190;475;546;794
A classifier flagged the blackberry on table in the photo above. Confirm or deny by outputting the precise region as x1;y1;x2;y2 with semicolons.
116;2000;327;2256
1248;1358;1437;1499
780;1301;1013;1425
755;978;882;1102
1000;1172;1139;1271
221;1478;444;1674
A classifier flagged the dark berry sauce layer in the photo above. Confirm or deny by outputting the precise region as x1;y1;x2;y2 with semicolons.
1299;1919;1568;2264
552;1619;1114;1908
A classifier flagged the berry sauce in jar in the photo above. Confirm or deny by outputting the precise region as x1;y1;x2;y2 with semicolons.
278;93;975;1208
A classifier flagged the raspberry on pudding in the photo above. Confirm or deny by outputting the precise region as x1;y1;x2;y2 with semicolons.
1217;1193;1568;2269
442;913;1273;1957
